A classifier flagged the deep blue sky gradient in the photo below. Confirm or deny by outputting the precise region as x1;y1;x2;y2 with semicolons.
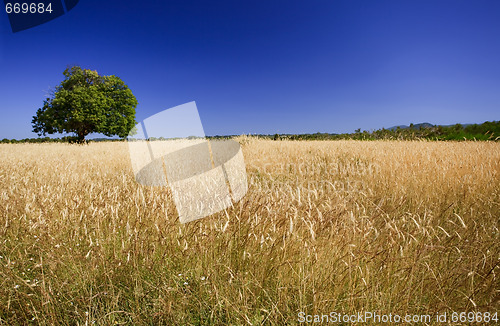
0;0;499;138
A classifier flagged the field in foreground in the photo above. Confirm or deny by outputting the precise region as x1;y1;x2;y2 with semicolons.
0;139;499;325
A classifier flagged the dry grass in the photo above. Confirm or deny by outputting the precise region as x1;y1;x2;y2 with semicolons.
0;139;499;325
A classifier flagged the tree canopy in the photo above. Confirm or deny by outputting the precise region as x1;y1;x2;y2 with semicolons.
32;66;138;142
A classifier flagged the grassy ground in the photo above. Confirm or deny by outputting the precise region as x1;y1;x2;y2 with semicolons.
0;139;499;325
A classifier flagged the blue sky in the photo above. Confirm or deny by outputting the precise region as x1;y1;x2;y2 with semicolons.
0;0;499;139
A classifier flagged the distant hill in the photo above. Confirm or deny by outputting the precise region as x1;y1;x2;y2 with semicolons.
387;122;434;131
387;122;476;131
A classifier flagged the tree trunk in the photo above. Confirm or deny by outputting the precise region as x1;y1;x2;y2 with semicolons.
77;130;87;144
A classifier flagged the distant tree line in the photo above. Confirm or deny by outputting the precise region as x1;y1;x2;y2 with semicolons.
266;120;500;141
2;120;499;143
0;137;121;143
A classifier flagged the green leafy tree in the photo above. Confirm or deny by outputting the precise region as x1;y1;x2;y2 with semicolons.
32;66;138;143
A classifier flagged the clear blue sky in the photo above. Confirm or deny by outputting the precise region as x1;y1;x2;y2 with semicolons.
0;0;499;139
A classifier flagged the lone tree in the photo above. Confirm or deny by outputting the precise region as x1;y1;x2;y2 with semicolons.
32;66;138;143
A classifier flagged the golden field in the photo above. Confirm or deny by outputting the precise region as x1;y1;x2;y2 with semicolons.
0;139;499;325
